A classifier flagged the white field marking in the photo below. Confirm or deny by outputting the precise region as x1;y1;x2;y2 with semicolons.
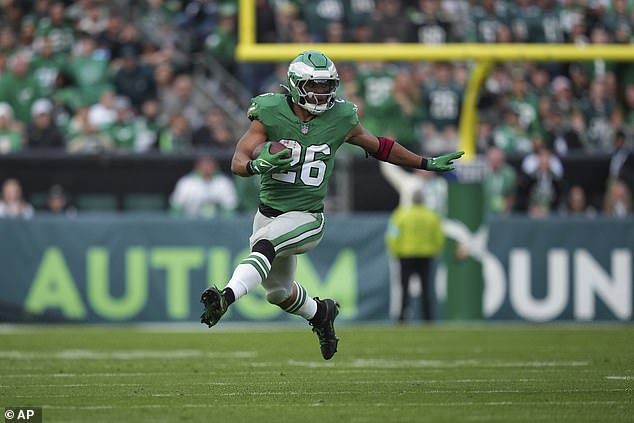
0;321;316;334
14;382;240;388
438;388;628;395
285;359;590;369
31;388;633;399
0;349;256;360
17;393;238;399
40;405;115;410
1;369;282;378
17;382;235;389
218;392;361;396
605;376;634;380
348;379;543;384
2;373;163;378
8;383;141;388
38;400;629;410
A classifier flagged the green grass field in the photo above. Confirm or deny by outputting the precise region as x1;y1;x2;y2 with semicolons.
1;324;633;423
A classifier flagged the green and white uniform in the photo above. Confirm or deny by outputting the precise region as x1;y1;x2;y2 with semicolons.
244;92;358;298
223;51;350;323
248;92;358;214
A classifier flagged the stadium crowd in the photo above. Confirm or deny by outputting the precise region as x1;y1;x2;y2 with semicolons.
0;0;633;217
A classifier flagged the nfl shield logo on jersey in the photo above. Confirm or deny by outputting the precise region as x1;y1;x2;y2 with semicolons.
301;123;310;134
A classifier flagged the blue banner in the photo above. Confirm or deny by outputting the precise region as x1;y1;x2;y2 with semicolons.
0;215;631;323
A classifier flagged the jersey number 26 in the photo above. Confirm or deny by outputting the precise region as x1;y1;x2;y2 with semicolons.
272;140;330;187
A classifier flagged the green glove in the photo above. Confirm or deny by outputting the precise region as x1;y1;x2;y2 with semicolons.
248;142;293;175
425;151;465;172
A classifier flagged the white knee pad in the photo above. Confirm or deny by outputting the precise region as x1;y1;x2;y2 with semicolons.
261;255;296;305
265;287;292;305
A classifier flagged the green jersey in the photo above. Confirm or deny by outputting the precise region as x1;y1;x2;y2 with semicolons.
31;53;65;96
36;20;75;54
356;67;396;135
68;55;111;105
421;82;462;130
0;72;41;124
0;129;23;153
106;121;138;152
248;93;359;213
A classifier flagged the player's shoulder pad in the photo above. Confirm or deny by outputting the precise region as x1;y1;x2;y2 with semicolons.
330;98;359;117
247;93;286;121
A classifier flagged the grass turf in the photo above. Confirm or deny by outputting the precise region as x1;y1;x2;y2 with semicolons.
1;324;633;423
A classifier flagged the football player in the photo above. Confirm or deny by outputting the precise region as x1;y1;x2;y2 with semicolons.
200;50;463;360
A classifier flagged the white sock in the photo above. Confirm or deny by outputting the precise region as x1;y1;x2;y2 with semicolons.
226;253;271;300
283;281;318;320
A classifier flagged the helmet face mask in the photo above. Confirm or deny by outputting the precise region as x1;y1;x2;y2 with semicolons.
287;51;339;115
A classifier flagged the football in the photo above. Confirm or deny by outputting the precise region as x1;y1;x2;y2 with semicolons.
251;141;290;160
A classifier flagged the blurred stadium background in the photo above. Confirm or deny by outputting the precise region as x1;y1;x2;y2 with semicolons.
1;0;632;324
0;0;633;420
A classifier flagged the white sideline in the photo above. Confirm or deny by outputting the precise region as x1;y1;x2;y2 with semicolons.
0;349;256;360
37;400;629;410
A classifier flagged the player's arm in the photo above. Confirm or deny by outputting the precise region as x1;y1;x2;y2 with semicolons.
231;120;268;176
231;120;293;176
345;123;464;171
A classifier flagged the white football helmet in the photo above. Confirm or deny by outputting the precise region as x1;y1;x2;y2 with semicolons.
286;50;339;115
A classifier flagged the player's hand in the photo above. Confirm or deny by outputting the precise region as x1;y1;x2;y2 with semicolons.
249;142;293;174
425;151;464;172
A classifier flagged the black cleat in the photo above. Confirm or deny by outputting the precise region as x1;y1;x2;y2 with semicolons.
310;298;340;360
200;286;229;328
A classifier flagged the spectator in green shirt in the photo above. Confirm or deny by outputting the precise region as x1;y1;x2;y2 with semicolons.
31;36;64;96
0;53;42;124
482;145;517;216
35;1;75;55
157;114;192;153
493;107;532;154
68;35;112;106
0;102;23;154
106;97;138;152
204;7;237;73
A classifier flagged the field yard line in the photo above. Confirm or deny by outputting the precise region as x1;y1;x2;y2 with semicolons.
605;376;634;380
7;383;141;388
17;388;633;399
40;405;114;410
0;350;257;360
1;373;165;378
37;400;628;410
285;359;590;368
348;379;544;384
7;382;241;388
1;370;289;378
1;353;589;367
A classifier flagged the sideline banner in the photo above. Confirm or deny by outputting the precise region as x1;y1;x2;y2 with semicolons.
0;215;389;323
0;215;631;323
483;216;633;321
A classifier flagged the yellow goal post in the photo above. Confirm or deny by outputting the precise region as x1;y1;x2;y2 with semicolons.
235;0;634;159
